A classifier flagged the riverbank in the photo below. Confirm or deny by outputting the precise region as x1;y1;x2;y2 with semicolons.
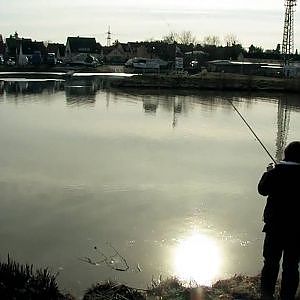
83;275;265;300
2;257;297;300
1;70;300;93
110;73;300;93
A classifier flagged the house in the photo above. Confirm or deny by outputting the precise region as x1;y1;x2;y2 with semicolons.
206;60;261;75
103;41;165;64
127;42;150;58
103;41;182;65
18;39;32;65
46;43;66;60
141;42;181;62
5;34;23;59
103;41;132;64
18;39;47;65
0;34;5;55
65;36;101;62
5;32;47;65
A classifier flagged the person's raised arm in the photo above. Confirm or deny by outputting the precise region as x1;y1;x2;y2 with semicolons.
258;163;274;196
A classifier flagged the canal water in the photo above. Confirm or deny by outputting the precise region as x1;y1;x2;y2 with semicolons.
0;78;299;297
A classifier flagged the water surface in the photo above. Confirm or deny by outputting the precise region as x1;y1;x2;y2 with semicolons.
0;79;299;296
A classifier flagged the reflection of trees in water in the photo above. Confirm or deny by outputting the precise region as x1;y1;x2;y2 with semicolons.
105;91;110;109
140;94;186;127
0;81;4;96
107;90;300;160
275;98;291;162
140;94;185;127
174;97;183;114
3;80;64;95
118;90;260;115
143;96;159;113
197;92;296;163
194;92;297;163
65;77;105;90
1;78;102;107
65;86;96;107
1;77;108;99
1;80;299;158
115;90;246;116
64;77;107;107
172;96;183;128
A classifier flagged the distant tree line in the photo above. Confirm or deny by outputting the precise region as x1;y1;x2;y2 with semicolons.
147;31;300;62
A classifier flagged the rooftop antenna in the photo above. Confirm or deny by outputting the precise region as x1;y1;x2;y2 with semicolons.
282;0;297;62
106;26;112;47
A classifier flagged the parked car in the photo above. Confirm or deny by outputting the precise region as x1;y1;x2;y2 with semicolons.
6;58;16;66
70;53;100;68
124;57;169;73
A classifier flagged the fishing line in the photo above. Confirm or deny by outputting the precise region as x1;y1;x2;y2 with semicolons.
227;99;277;164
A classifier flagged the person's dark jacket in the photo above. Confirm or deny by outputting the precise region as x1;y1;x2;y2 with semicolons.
258;161;300;233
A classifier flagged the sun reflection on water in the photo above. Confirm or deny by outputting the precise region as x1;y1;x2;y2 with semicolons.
173;233;222;286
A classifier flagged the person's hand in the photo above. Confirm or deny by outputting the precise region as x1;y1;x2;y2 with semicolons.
266;163;274;171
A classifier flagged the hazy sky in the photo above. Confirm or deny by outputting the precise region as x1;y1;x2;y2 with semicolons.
1;0;300;50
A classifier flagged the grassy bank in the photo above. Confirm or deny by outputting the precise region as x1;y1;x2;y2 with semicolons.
0;256;73;300
2;257;300;300
110;73;300;93
1;69;300;93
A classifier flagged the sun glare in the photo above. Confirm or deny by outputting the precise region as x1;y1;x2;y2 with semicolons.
173;233;222;286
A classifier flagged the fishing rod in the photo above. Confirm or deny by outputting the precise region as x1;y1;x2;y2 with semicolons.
227;99;277;165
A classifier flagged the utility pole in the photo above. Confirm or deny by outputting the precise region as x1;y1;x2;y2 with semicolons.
275;0;296;156
282;0;297;62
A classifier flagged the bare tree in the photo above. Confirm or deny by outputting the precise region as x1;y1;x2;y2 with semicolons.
202;35;221;46
224;33;240;46
162;32;179;44
177;31;197;45
163;31;197;45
